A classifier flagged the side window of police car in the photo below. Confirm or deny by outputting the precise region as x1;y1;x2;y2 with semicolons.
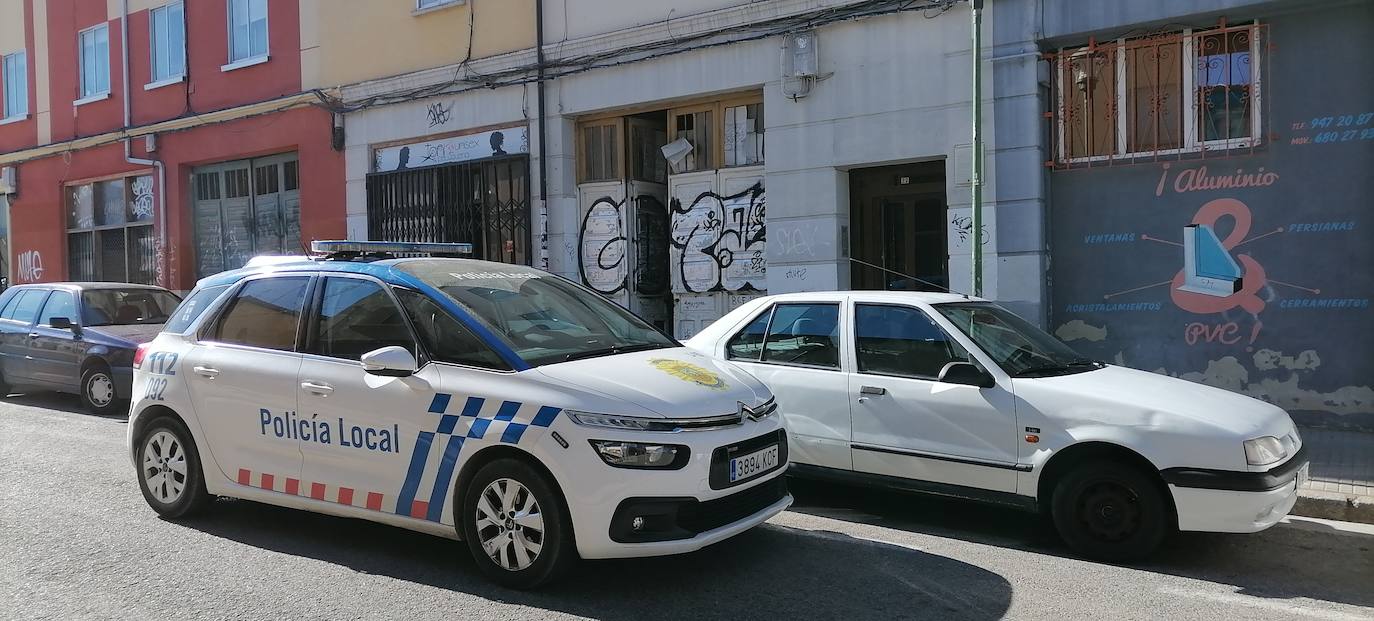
854;304;969;379
210;277;311;351
395;289;510;371
307;278;416;361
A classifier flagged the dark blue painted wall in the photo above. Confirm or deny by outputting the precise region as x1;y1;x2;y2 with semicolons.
1047;3;1374;430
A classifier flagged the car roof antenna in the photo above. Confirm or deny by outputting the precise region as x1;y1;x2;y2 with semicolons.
845;258;971;299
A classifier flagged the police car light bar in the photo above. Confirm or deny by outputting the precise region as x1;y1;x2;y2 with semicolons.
310;240;475;257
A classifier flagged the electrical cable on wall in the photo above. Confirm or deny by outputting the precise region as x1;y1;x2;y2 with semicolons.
312;0;959;115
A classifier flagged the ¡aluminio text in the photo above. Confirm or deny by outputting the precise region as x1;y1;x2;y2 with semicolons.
259;409;401;453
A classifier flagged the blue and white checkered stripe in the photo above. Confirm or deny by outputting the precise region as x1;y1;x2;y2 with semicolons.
396;393;561;523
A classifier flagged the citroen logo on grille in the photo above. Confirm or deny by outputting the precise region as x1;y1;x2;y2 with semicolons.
738;399;774;421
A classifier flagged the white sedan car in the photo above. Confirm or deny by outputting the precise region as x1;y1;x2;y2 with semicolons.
128;243;789;589
686;291;1308;560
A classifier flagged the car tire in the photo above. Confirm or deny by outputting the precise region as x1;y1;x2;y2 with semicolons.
1051;460;1169;562
80;363;123;416
460;458;576;589
136;416;213;519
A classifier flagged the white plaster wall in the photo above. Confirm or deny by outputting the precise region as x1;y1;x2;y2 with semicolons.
342;0;1048;321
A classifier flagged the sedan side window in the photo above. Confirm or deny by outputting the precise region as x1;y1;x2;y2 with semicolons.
396;289;510;371
308;278;417;361
38;291;76;326
761;303;840;369
726;308;771;361
4;290;49;325
855;304;969;379
211;277;310;351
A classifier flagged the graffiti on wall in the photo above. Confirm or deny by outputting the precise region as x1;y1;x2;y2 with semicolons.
669;183;766;293
578;196;628;295
426;101;454;128
131;176;155;220
16;250;43;283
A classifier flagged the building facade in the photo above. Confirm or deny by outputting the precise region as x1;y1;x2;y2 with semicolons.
0;0;527;292
340;0;1045;337
1038;0;1374;430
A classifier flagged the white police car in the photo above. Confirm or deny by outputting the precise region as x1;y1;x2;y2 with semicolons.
127;242;790;588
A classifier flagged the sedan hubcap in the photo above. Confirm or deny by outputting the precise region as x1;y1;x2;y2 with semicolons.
88;373;114;407
1079;481;1141;542
142;431;187;504
475;478;544;572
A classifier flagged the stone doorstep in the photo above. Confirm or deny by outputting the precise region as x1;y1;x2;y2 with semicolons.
1291;489;1374;525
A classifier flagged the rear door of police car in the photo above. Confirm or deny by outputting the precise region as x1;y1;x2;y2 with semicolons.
187;273;312;490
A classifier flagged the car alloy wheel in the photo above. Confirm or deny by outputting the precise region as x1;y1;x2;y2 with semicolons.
475;477;545;572
86;371;115;407
142;430;188;505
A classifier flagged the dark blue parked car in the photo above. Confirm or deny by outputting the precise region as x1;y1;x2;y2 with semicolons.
0;283;181;415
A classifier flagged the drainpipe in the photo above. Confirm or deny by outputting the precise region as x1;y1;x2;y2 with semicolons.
121;0;168;286
969;0;984;297
535;0;550;270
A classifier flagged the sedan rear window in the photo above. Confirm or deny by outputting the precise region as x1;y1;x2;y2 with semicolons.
82;289;181;326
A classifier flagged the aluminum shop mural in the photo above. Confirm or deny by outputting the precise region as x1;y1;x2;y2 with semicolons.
669;183;766;293
1048;7;1374;430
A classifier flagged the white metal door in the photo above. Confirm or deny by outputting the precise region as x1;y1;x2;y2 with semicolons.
667;167;766;339
576;181;629;308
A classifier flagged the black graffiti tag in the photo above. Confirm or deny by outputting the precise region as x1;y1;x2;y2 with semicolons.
669;182;766;294
578;196;628;295
426;101;454;128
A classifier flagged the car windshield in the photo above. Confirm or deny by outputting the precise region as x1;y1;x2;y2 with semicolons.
396;260;676;367
81;289;181;327
934;302;1101;377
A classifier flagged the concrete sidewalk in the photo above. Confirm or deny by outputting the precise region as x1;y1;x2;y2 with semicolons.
1293;427;1374;524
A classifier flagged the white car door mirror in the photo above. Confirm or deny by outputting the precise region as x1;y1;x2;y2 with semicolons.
360;346;418;377
938;361;995;389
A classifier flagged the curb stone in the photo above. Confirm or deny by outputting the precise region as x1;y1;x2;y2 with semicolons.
1292;489;1374;525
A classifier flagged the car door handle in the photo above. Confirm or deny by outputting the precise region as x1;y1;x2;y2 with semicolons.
860;386;886;396
300;381;334;395
192;365;220;379
28;332;38;339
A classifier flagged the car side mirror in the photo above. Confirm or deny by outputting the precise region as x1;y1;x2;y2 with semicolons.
360;346;418;377
49;316;76;330
938;361;995;388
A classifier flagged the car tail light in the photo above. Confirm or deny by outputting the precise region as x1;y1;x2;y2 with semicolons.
133;343;150;370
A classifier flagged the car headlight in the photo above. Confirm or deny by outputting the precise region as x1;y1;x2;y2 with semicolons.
1244;436;1287;466
567;410;679;432
588;440;689;469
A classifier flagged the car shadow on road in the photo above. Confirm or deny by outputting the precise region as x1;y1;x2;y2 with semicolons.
179;497;1012;620
786;477;1374;610
3;392;126;420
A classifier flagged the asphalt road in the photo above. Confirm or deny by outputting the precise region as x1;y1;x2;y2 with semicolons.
2;393;1372;621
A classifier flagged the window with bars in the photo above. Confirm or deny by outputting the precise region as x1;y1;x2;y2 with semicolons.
192;154;300;278
580;121;621;182
1053;22;1263;164
66;175;157;284
670;107;714;173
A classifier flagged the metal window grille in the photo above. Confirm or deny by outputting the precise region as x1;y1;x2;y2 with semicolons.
1046;20;1269;169
365;158;531;265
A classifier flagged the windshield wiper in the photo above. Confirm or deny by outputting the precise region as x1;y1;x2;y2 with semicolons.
1015;359;1104;377
563;342;670;362
1013;363;1072;377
